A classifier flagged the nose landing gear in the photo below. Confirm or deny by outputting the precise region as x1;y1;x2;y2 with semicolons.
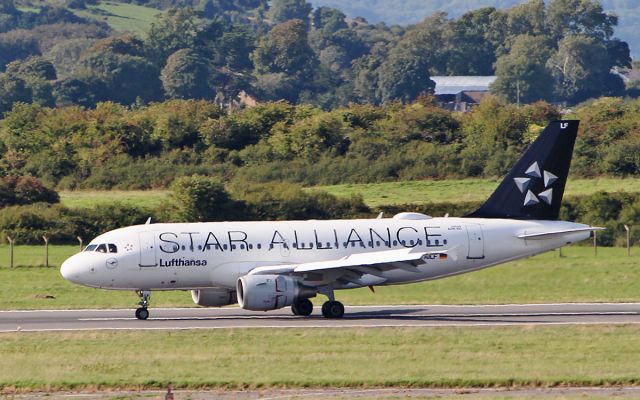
135;290;151;320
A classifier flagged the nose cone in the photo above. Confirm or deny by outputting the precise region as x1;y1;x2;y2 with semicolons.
60;254;84;284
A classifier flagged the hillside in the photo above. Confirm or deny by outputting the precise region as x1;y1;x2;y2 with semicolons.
310;0;640;56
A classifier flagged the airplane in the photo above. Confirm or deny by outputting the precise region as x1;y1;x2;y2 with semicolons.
60;120;602;320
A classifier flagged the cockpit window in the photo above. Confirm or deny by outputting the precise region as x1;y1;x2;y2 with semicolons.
96;244;107;253
84;244;97;252
108;244;117;253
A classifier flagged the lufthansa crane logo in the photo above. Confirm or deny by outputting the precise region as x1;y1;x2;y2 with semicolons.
513;162;557;207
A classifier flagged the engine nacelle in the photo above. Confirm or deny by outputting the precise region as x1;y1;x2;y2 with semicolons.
237;274;316;311
191;288;237;307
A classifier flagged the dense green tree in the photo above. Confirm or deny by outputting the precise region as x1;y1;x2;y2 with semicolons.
268;0;312;26
169;175;239;222
79;39;162;105
252;19;316;100
444;7;506;75
252;19;315;76
352;46;384;104
201;101;293;150
0;174;59;207
52;77;106;107
146;8;201;65
547;34;622;102
4;57;56;107
505;0;546;38
492;35;554;103
161;48;212;99
44;38;94;78
546;0;617;41
0;30;40;71
6;57;56;80
216;24;255;70
0;74;31;114
376;34;435;103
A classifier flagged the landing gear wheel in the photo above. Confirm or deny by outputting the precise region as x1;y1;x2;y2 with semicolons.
321;301;344;318
135;290;151;320
135;307;149;320
291;298;313;316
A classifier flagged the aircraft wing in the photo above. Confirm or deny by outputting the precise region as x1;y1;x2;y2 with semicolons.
248;248;448;287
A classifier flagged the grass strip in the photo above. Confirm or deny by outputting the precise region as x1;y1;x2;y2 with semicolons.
312;177;640;206
1;325;640;391
57;177;640;210
0;247;638;310
59;190;169;210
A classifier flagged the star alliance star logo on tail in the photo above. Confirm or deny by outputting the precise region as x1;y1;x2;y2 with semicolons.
513;161;558;207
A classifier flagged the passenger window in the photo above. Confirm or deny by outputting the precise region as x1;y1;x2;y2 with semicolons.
84;244;97;252
108;244;117;253
96;244;107;253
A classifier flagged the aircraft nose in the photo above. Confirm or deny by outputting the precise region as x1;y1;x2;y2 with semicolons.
60;255;82;283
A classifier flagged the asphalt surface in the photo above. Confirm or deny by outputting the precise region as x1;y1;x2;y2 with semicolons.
2;303;640;332
8;387;640;399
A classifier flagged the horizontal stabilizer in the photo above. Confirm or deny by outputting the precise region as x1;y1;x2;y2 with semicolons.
516;227;605;240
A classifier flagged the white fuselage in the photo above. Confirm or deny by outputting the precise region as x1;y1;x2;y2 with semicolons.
60;216;591;291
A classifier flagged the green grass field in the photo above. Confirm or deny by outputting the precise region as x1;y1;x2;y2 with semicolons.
1;325;640;390
58;178;640;210
59;189;170;210
74;1;159;34
1;247;638;310
313;177;640;207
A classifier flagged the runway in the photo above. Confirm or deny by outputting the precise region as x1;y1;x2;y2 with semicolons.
2;303;640;332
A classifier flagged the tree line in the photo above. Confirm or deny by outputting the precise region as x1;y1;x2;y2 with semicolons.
2;95;639;191
0;0;634;113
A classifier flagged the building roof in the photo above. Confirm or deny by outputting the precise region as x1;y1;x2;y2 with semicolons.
431;76;496;95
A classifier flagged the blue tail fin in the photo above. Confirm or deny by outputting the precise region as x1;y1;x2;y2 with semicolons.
465;120;579;220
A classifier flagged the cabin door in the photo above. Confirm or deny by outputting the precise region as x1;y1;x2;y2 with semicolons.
138;232;157;267
466;224;485;259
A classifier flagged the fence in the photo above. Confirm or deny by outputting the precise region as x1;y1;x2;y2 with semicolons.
0;242;81;268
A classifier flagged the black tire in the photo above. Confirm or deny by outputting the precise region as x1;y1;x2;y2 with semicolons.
294;298;313;316
291;303;299;316
135;307;149;320
321;301;344;318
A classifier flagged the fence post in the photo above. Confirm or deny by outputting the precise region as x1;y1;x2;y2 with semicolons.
77;236;83;252
7;236;13;268
43;235;49;268
593;230;597;256
624;225;631;256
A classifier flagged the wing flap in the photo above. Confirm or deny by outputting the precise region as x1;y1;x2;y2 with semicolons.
517;226;604;239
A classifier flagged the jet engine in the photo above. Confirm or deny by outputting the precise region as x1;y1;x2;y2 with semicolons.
191;288;237;307
237;274;316;311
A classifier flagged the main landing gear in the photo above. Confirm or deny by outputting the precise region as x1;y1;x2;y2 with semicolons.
135;290;151;320
321;301;344;318
291;298;313;316
290;287;345;318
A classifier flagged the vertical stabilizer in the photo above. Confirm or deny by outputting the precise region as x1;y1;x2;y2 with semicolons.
465;120;579;220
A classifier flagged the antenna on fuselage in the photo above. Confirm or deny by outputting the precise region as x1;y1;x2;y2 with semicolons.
145;217;152;225
376;212;384;219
